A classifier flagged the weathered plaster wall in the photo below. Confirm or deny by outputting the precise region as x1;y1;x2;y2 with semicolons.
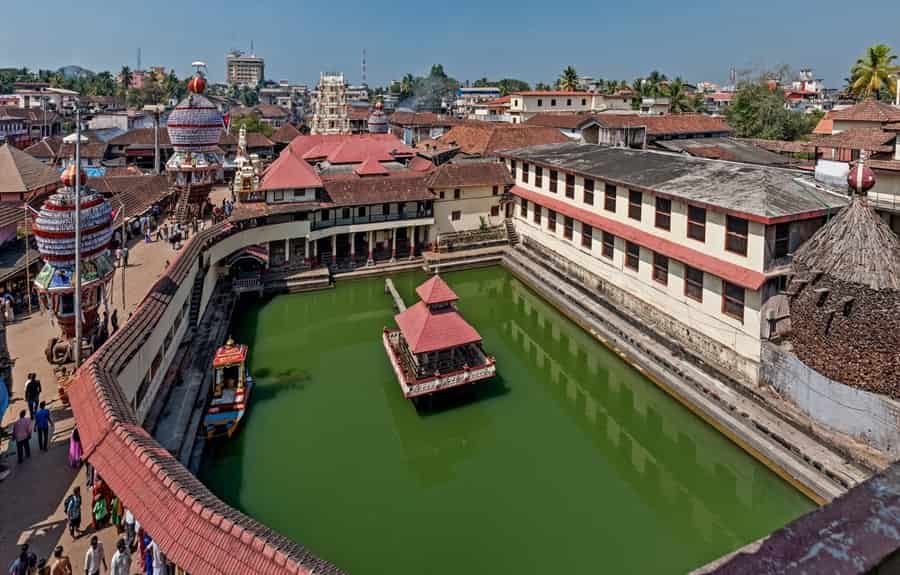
762;343;900;457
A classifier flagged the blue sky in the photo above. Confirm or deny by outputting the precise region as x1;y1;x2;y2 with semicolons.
3;0;898;88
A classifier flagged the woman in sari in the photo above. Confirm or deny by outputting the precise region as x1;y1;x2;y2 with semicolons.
68;428;82;468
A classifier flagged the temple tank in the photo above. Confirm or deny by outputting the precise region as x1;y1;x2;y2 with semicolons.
200;266;813;574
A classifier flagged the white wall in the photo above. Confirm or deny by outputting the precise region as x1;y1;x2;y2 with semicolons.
509;158;767;272
433;186;503;234
762;343;900;457
513;208;762;364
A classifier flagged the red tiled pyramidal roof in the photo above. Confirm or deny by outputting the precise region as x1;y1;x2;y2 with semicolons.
395;301;481;354
416;275;459;304
259;147;322;191
354;156;389;176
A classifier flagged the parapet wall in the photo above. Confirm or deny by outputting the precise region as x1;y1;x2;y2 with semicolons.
761;343;900;458
67;221;346;575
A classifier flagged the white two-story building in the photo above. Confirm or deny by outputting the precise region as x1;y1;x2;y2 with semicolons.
499;142;847;383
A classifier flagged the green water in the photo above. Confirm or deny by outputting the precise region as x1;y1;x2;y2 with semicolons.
200;267;813;574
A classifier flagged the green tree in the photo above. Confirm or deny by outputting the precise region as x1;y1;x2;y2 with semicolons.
230;112;273;137
850;43;899;100
558;66;579;91
118;66;132;98
93;71;116;96
726;80;818;140
534;82;552;91
399;74;416;99
496;78;530;95
661;78;694;113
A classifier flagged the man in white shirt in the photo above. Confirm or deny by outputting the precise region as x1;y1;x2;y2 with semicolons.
83;536;107;575
109;539;130;575
148;539;165;575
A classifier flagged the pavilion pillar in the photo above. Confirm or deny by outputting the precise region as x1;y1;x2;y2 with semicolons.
304;236;310;266
367;230;374;266
331;234;337;260
350;231;356;261
408;225;415;259
391;229;397;262
312;237;318;266
284;238;290;263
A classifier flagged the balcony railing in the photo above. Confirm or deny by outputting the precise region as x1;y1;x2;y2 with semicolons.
312;209;433;231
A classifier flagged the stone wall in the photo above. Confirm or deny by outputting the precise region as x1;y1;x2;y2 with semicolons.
788;272;900;398
762;343;900;457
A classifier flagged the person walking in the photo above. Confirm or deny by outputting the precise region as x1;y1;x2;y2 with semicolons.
83;536;107;575
12;410;32;463
24;373;41;419
110;309;119;334
50;546;73;575
68;428;83;468
8;545;30;575
123;508;136;551
109;540;130;575
35;401;52;451
64;487;82;538
122;246;129;267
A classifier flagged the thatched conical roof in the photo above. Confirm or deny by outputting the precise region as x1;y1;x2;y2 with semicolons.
792;196;900;291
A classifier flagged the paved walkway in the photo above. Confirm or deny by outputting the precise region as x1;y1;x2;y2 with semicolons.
0;213;196;571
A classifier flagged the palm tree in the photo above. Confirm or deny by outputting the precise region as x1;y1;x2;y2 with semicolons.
119;66;132;97
558;66;579;91
850;43;899;99
400;74;416;99
662;78;694;113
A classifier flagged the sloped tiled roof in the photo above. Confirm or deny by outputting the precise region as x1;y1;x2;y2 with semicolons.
271;123;301;144
416;275;458;304
0;143;59;195
829;99;900;123
258;147;322;191
323;172;433;206
245;132;274;149
298;134;414;164
67;222;347;575
813;111;834;135
353;156;389;176
395;301;482;354
811;128;896;153
88;174;171;221
424;161;513;188
388;111;459;127
525;113;599;129
439;124;569;157
0;201;25;229
24;137;62;161
590;113;733;136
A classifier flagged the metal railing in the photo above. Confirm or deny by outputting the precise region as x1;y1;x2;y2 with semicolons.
311;209;433;231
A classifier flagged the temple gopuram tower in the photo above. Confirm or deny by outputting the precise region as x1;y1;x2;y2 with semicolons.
310;73;350;135
166;62;224;222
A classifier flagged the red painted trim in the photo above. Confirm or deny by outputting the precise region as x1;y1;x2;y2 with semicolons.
32;222;110;238
41;197;105;211
511;185;766;290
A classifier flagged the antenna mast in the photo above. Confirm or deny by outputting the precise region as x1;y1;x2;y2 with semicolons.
362;48;367;86
137;47;142;71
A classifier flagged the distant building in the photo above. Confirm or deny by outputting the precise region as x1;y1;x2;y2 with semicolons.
226;50;265;87
346;84;369;104
388;112;458;145
310;73;350;135
507;91;637;124
453;87;501;117
88;110;154;131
